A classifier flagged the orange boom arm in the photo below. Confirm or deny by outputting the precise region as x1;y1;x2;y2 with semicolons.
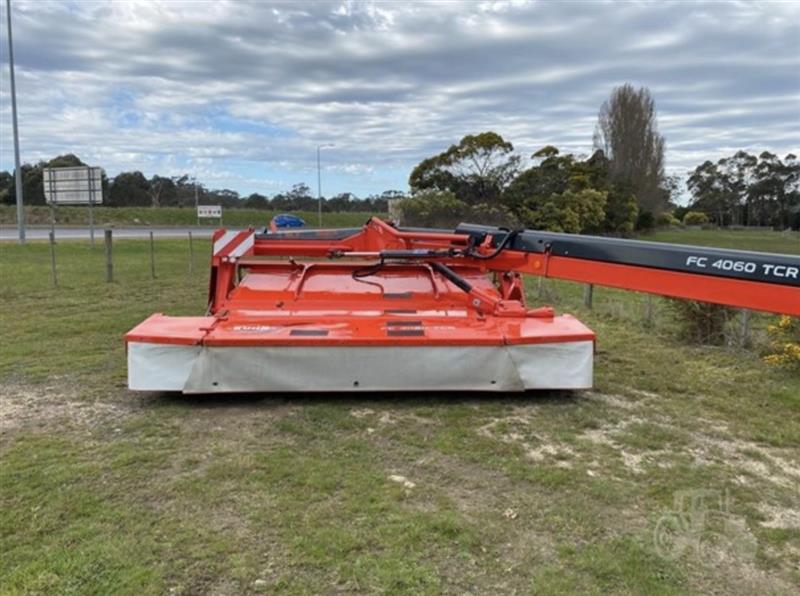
214;218;799;317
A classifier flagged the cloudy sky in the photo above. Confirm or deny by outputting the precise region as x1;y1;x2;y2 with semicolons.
1;0;798;199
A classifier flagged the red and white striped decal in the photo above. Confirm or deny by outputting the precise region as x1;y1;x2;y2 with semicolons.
213;230;255;260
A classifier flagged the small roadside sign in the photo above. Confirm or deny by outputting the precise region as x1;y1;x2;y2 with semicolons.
197;204;222;226
197;205;222;218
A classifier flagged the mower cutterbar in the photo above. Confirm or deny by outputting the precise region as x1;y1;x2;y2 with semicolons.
126;218;800;393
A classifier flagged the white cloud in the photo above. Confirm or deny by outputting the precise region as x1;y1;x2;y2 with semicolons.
0;0;798;196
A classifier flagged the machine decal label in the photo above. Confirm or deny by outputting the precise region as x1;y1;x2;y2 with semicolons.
685;256;798;281
232;325;279;333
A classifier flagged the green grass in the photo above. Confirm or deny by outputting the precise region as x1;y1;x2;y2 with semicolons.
1;230;799;594
0;204;380;228
647;227;800;254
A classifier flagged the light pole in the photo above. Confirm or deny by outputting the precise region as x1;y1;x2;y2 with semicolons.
5;0;25;243
317;143;334;227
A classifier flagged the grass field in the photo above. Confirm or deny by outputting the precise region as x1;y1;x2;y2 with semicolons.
1;230;798;594
647;227;800;254
0;205;380;229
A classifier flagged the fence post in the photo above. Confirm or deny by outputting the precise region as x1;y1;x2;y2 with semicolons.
740;309;751;349
188;230;194;275
583;284;594;309
104;229;113;282
88;199;95;247
149;231;156;279
48;231;58;287
644;295;654;326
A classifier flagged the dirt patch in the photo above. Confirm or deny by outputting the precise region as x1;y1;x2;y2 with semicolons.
758;504;800;530
619;451;646;474
349;407;439;430
388;474;416;489
590;391;643;411
476;413;571;463
0;381;131;436
349;407;375;419
474;399;661;474
575;396;800;490
524;443;576;467
576;415;660;474
629;389;661;401
691;426;800;491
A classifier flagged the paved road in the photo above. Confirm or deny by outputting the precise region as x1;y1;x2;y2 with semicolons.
0;226;225;241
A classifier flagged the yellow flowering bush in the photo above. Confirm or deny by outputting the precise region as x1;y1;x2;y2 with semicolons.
763;316;800;370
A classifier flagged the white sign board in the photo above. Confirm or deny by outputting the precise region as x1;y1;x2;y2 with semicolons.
197;205;222;218
43;166;103;205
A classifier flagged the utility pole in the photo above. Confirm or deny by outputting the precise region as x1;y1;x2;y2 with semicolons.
317;143;333;227
5;0;25;243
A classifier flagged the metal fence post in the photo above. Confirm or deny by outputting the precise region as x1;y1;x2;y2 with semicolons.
48;231;57;287
88;199;95;246
188;230;194;275
644;295;654;326
740;309;751;348
583;284;594;309
149;231;156;279
104;229;113;282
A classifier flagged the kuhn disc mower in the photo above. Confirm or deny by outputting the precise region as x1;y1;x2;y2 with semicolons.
126;218;800;393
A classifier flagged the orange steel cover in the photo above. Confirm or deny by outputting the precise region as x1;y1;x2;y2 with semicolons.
127;263;596;348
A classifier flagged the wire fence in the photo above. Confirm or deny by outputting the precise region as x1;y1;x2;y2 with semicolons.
535;278;759;349
14;229;764;350
20;229;207;293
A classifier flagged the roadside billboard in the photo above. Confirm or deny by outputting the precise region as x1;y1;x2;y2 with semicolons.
43;166;103;205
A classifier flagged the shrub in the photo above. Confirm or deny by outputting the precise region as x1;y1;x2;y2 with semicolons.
668;300;735;345
636;211;655;231
603;189;638;234
656;212;681;227
398;191;521;229
683;210;709;226
467;202;520;228
520;201;581;233
673;205;689;222
517;188;607;234
763;316;800;370
396;190;468;227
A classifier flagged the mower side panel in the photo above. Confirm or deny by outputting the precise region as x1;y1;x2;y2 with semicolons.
128;342;202;391
126;340;594;393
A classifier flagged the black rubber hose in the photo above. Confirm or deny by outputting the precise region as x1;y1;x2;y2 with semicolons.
430;261;472;293
467;229;519;260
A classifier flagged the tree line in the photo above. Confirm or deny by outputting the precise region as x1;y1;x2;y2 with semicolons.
686;151;799;228
401;84;799;231
0;154;395;213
